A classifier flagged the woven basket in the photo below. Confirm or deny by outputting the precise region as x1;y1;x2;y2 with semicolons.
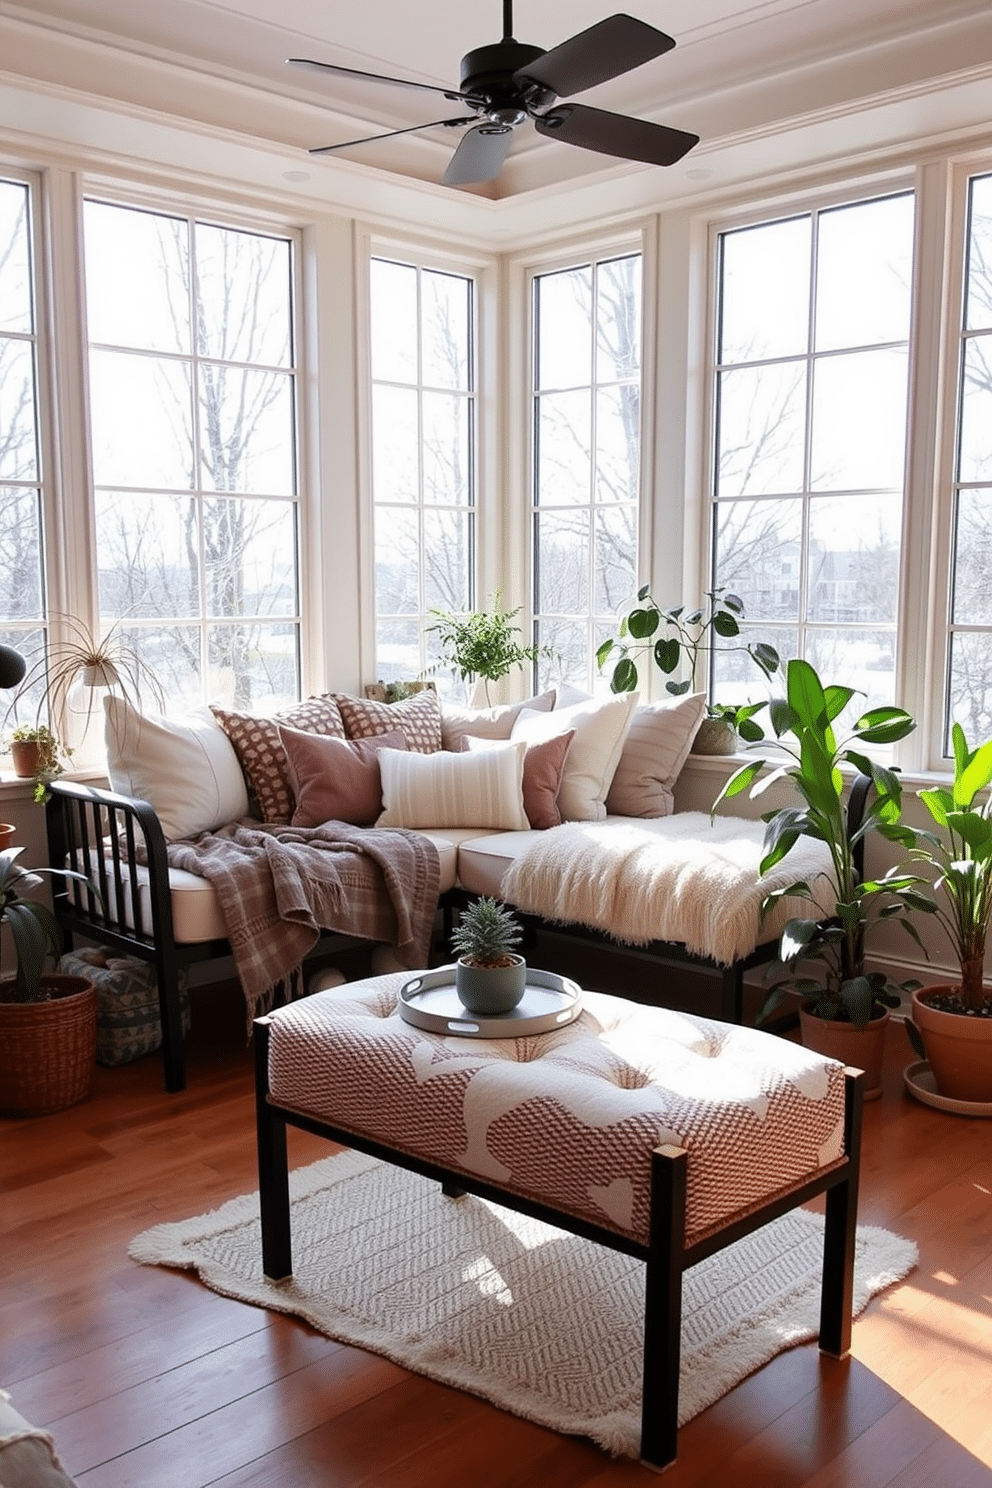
0;975;97;1117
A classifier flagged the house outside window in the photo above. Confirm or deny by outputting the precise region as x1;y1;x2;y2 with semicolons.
369;256;475;695
531;252;642;693
83;200;300;714
709;192;915;716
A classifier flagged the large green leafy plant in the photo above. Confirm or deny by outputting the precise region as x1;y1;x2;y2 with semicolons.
597;585;779;742
0;846;95;1003
910;722;992;1013
714;658;934;1028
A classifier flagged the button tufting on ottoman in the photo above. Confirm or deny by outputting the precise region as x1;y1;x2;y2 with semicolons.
255;971;864;1471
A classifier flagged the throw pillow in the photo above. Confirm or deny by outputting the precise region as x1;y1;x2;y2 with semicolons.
335;687;443;754
279;726;408;827
465;730;575;830
440;690;556;751
605;692;707;817
211;694;346;824
511;691;639;822
377;741;529;831
104;695;249;842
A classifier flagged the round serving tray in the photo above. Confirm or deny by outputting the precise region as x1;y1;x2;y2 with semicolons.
399;965;582;1038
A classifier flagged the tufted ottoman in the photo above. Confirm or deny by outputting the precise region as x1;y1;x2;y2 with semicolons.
254;973;864;1471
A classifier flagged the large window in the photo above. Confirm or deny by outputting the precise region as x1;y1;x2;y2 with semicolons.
0;176;47;711
947;172;992;748
369;256;475;692
710;193;915;712
531;253;642;692
83;200;300;713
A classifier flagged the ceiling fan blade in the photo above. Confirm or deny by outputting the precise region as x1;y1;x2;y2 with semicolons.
443;124;514;187
534;103;698;167
514;15;675;99
288;57;468;103
309;117;475;157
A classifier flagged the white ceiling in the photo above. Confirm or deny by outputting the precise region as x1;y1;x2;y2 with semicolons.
2;0;992;233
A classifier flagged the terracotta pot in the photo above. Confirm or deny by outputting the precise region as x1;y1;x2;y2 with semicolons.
911;986;992;1104
0;824;14;850
799;1006;890;1100
691;717;739;756
0;975;97;1117
10;739;42;779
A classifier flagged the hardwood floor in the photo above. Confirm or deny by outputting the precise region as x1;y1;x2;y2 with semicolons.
2;965;992;1487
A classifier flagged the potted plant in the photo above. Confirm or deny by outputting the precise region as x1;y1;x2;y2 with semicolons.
428;595;554;705
451;896;527;1015
714;657;933;1097
4;613;164;747
597;586;779;754
905;723;992;1103
0;845;98;1117
7;724;72;803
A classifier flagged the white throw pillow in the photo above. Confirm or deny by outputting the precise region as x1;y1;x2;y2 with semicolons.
605;692;707;817
377;742;529;831
439;690;556;751
104;695;250;841
512;692;639;821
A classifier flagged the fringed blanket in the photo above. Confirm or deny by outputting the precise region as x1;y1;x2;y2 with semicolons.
501;812;831;966
164;821;441;1023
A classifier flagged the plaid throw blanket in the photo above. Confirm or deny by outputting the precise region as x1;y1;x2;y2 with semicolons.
164;821;441;1023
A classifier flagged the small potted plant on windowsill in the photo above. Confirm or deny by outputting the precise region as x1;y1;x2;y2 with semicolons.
597;586;779;754
7;724;72;803
451;896;526;1015
0;844;99;1117
713;657;934;1097
428;596;555;706
905;722;992;1104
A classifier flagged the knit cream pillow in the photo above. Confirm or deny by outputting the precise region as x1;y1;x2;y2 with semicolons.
377;742;529;831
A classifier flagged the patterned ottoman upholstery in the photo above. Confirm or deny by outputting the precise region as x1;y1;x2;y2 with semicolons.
264;973;847;1249
60;948;191;1067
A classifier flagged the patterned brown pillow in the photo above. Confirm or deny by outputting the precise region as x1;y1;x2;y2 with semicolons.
334;687;442;754
211;694;346;824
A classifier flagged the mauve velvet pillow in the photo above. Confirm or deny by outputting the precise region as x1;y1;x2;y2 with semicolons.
279;726;409;827
465;729;575;830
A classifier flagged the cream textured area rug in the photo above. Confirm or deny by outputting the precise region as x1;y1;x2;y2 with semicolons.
129;1151;916;1459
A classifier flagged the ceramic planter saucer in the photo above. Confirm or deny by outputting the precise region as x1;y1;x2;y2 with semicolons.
903;1060;992;1117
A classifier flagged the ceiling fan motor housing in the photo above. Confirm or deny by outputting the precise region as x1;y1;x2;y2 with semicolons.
459;40;555;124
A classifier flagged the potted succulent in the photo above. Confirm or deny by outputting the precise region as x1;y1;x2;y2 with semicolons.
451;896;527;1015
714;657;933;1097
0;844;98;1117
905;723;992;1103
428;595;554;705
597;586;779;754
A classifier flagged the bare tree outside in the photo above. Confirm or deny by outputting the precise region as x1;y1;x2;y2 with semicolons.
711;193;914;722
370;258;474;695
532;253;641;693
84;201;299;712
948;172;992;745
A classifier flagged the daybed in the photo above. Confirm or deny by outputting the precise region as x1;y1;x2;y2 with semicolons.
46;684;862;1092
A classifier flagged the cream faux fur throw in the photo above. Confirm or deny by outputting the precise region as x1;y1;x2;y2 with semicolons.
501;811;832;965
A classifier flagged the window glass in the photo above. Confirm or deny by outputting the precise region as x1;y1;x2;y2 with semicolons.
947;172;992;747
370;257;475;694
711;193;914;717
84;201;300;713
532;252;641;692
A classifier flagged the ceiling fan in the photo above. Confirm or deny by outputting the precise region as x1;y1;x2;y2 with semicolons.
288;2;699;187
